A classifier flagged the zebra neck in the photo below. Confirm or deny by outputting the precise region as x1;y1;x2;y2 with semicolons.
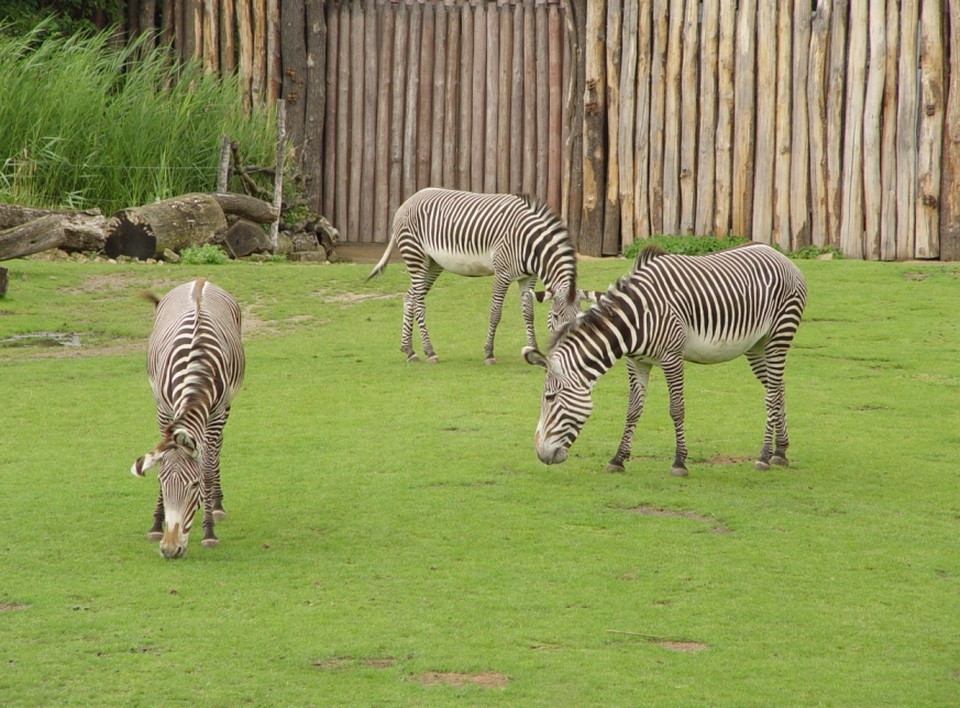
560;300;637;386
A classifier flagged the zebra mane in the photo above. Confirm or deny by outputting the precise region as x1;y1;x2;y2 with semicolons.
517;193;578;303
633;243;668;271
547;270;634;352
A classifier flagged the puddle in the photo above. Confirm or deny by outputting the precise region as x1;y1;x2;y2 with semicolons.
0;332;81;348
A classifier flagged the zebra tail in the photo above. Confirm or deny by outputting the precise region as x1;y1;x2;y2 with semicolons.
365;231;396;282
138;290;161;308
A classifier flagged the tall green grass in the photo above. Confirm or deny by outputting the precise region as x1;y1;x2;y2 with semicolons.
0;21;275;212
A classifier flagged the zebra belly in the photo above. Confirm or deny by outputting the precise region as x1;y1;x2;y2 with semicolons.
428;248;495;277
682;328;766;364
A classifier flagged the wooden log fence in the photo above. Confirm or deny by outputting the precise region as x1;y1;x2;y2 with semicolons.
107;0;960;259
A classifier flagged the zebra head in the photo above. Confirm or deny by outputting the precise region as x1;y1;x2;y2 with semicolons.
131;430;203;559
523;346;593;465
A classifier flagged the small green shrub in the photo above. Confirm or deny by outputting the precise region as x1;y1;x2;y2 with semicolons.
788;244;845;260
179;244;229;265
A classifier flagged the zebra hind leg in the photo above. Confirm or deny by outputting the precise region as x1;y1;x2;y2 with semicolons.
405;262;442;363
746;348;790;470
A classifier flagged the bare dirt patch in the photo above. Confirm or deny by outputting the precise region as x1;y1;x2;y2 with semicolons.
313;656;397;670
412;671;509;689
616;504;732;534
654;640;708;652
0;603;28;612
705;454;754;465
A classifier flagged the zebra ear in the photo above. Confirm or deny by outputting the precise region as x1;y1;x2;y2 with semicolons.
523;346;548;369
171;428;201;460
578;289;600;305
131;448;163;477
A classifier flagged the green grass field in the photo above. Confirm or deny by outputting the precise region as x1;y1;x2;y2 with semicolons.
1;255;958;705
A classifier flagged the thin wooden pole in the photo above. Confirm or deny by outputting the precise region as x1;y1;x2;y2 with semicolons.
269;99;286;252
915;0;943;259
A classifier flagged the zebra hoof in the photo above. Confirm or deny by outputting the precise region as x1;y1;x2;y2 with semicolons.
201;538;219;549
605;461;625;473
146;531;163;541
670;466;689;477
754;459;771;471
405;353;420;363
484;357;496;366
426;355;440;364
771;455;789;467
213;509;226;521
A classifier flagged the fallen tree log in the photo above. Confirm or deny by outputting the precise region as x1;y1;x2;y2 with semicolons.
0;213;107;261
209;192;279;223
0;204;102;230
104;193;228;259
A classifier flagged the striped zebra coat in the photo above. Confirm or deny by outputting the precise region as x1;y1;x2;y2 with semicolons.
525;243;807;476
367;188;580;364
131;278;245;558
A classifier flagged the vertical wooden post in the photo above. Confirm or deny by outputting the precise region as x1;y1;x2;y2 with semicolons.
939;0;960;261
535;0;549;203
509;3;523;194
416;2;436;191
496;0;512;193
863;0;887;260
619;0;638;247
633;0;652;240
389;2;409;221
269;99;286;252
840;0;867;259
375;2;395;241
826;1;848;248
321;2;339;223
360;0;378;243
580;0;606;256
713;0;735;237
648;1;667;235
546;3;563;212
807;0;831;248
915;0;943;259
348;2;364;243
458;3;474;191
789;0;811;249
751;2;775;244
695;0;718;237
661;0;683;236
896;0;918;260
880;0;899;260
678;0;698;235
403;1;422;200
773;2;791;251
522;2;537;197
732;0;756;239
602;0;621;253
217;134;232;193
471;1;486;192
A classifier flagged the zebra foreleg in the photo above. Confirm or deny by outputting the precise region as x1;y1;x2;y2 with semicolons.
606;358;651;473
661;356;689;477
518;275;539;354
483;275;512;365
148;491;164;541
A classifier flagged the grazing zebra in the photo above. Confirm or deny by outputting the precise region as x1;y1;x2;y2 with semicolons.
366;187;579;364
525;243;807;476
131;278;245;558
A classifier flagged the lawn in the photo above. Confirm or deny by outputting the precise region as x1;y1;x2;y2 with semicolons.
0;254;958;705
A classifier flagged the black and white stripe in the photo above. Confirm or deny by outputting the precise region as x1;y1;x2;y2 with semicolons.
131;278;245;558
367;188;579;364
525;243;807;476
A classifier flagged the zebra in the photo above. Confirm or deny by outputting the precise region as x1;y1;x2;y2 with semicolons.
130;278;245;558
524;242;807;476
366;187;580;364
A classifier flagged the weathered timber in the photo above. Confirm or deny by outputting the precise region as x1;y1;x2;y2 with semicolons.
104;193;228;260
0;267;7;298
0;213;107;261
209;193;279;223
941;0;960;261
